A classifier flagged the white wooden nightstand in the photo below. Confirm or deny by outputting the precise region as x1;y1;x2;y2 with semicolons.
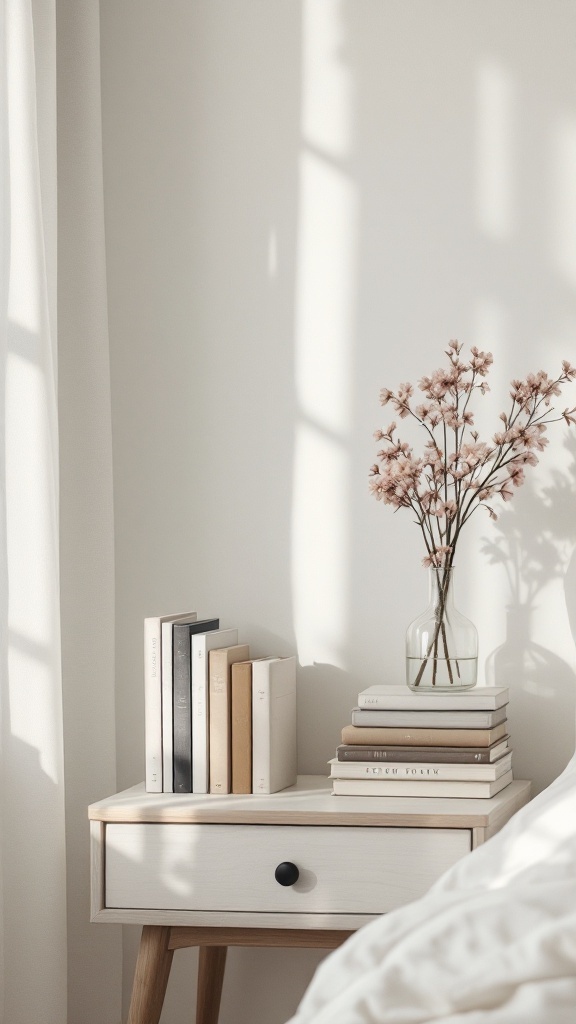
89;775;531;1024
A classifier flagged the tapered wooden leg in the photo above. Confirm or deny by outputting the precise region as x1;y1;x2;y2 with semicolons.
196;946;228;1024
127;926;174;1024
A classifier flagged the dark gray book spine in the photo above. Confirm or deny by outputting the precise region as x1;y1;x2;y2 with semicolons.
336;742;507;764
173;618;219;792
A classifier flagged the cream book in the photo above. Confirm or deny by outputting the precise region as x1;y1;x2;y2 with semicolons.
191;628;238;794
144;609;196;792
331;771;514;799
208;644;250;794
252;656;297;795
328;750;513;782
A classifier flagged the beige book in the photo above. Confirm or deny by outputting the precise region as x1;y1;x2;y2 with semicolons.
340;722;507;748
209;644;250;793
231;661;253;794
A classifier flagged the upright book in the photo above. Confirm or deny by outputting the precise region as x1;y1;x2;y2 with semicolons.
144;609;196;792
331;771;514;799
340;722;508;748
191;628;239;794
252;656;297;795
357;684;509;711
172;617;219;794
328;751;513;782
336;737;510;764
350;706;507;729
208;644;250;794
230;660;255;794
161;613;199;792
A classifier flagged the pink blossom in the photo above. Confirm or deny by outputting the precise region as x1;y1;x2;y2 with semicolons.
392;398;411;419
519;423;549;450
460;442;491;465
371;347;576;567
442;500;458;519
507;464;525;488
422;546;452;568
517;450;539;467
469;347;493;376
477;486;496;500
441;404;460;428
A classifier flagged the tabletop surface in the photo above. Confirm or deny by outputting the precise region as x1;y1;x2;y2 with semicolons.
89;775;532;829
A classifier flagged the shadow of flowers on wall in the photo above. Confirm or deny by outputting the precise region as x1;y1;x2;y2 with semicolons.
483;436;576;792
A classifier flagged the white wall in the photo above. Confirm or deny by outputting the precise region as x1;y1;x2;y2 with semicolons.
99;1;576;1021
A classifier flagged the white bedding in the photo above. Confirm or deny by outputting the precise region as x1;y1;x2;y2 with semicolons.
285;755;576;1024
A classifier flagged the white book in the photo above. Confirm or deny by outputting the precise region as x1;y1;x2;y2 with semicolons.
331;770;514;799
144;610;196;792
191;628;239;793
328;751;513;782
252;656;297;794
350;706;508;729
357;684;509;711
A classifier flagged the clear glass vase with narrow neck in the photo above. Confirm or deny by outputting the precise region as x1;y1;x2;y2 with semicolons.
406;567;478;691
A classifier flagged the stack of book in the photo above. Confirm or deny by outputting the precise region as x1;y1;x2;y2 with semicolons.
144;609;297;796
330;685;512;799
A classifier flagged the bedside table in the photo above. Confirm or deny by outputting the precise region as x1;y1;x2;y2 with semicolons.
89;775;531;1024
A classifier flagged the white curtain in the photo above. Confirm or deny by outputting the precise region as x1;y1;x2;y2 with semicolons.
1;2;121;1021
1;1;66;1021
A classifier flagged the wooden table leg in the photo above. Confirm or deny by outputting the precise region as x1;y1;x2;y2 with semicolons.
196;945;228;1024
127;925;174;1024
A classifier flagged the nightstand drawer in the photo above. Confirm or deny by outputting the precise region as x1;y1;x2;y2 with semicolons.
105;823;470;914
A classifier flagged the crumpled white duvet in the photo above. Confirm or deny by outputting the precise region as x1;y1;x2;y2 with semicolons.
285;755;576;1024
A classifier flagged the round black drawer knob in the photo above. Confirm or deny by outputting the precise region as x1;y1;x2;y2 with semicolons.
275;861;300;886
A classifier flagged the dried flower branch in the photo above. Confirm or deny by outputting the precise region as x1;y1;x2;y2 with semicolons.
370;343;576;685
371;343;576;570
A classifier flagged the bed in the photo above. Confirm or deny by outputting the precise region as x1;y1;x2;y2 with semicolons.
285;754;576;1024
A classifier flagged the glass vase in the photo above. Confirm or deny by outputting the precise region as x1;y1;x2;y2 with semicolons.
406;567;478;691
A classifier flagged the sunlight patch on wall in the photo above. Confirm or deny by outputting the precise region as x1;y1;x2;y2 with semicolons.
267;227;279;279
294;151;357;437
292;0;356;668
549;113;576;286
464;298;510;673
301;0;353;159
475;61;515;241
292;422;349;668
